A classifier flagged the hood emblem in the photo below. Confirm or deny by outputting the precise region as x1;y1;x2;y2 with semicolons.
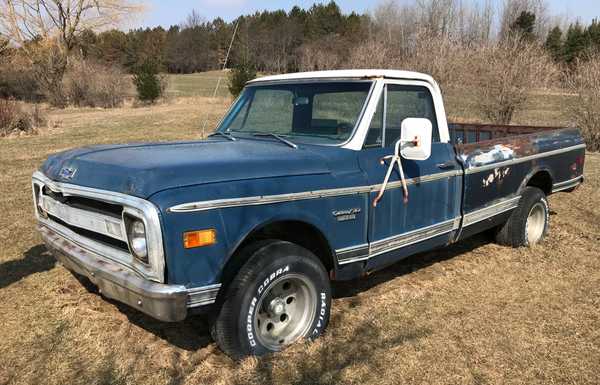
59;166;77;180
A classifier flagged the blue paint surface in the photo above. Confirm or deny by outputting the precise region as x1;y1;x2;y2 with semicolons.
39;127;585;288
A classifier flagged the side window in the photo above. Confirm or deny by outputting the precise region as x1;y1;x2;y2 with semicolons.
364;93;383;147
384;85;439;147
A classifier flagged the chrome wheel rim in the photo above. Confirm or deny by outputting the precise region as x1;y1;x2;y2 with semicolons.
254;273;317;350
526;202;546;245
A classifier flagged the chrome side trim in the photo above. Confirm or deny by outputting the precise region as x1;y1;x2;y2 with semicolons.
168;169;461;213
32;171;166;283
337;195;523;265
369;218;456;259
462;196;521;227
464;144;586;175
552;175;583;193
187;284;222;307
335;244;370;264
336;218;457;265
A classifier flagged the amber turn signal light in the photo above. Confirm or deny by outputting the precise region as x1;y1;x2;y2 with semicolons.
183;229;217;249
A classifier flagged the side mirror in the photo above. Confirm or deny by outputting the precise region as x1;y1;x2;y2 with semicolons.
397;118;432;161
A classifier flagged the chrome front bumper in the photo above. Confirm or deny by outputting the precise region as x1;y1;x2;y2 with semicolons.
39;224;220;322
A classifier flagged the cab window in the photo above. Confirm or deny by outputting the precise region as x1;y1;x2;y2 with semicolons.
363;84;440;148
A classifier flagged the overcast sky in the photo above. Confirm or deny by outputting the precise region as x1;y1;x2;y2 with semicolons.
141;0;599;28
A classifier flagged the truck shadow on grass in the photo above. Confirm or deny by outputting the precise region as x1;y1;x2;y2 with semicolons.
332;233;491;299
88;233;491;358
71;273;214;352
0;244;56;290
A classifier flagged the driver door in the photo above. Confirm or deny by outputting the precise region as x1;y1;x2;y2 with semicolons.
358;82;461;267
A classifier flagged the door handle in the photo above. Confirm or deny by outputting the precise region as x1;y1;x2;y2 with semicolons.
436;161;456;170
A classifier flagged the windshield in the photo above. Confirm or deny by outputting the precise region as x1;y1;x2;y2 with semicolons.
217;81;373;145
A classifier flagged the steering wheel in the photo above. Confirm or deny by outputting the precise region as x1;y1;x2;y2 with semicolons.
336;122;354;136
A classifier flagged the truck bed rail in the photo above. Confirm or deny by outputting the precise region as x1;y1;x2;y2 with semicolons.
449;123;560;145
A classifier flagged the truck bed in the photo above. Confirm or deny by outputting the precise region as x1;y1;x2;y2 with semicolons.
448;122;586;240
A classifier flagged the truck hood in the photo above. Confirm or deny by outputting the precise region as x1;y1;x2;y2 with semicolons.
40;139;331;198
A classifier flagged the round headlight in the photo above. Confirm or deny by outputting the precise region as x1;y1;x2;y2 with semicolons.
127;219;148;263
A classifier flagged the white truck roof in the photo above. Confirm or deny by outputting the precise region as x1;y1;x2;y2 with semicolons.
249;69;436;85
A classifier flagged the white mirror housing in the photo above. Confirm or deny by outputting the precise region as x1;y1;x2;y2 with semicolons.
398;118;433;161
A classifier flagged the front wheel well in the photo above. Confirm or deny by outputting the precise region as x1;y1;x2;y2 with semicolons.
220;221;335;288
526;170;553;196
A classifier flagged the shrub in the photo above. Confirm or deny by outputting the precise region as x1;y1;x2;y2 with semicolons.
468;39;558;124
63;60;129;108
228;63;257;97
0;99;45;137
132;60;164;103
0;57;42;102
567;56;600;151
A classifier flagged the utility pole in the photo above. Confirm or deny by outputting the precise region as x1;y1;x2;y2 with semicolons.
202;20;239;137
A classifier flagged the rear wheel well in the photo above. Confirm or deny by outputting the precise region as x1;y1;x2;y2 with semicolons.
220;221;334;288
526;170;553;196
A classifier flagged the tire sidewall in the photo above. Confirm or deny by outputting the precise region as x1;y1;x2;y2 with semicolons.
230;242;331;356
521;189;549;246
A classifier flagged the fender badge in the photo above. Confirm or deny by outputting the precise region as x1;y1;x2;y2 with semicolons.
332;208;361;222
59;167;77;180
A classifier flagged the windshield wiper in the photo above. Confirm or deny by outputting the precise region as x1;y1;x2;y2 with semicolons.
208;131;237;141
252;133;298;149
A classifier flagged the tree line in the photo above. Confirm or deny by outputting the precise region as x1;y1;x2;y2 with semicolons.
1;0;600;150
4;1;595;78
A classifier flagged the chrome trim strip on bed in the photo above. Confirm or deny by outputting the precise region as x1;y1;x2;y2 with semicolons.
32;171;166;283
552;175;584;193
462;196;521;227
187;284;222;307
168;169;461;213
464;144;586;175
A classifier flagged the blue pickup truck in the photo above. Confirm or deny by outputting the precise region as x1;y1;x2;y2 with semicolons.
33;70;586;358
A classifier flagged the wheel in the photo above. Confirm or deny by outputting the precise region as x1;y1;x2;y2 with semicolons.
210;240;331;359
495;187;549;247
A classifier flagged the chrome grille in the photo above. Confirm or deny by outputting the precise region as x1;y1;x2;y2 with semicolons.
32;171;166;283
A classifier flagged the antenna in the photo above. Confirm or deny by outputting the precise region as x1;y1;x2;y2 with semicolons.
201;20;239;137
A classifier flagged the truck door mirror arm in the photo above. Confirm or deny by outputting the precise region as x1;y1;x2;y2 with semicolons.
372;118;433;207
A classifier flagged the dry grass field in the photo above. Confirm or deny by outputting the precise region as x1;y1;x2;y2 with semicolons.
0;76;598;385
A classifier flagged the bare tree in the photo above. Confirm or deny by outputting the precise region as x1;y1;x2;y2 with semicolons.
470;38;558;124
456;0;494;44
499;0;550;40
415;0;459;38
0;0;142;50
0;36;8;56
181;9;205;29
567;56;600;151
347;39;395;69
0;0;143;105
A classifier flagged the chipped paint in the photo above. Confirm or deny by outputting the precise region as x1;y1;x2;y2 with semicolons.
470;145;515;167
482;167;511;187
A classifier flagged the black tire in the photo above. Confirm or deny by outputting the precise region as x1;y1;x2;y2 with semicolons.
495;186;549;247
210;240;331;359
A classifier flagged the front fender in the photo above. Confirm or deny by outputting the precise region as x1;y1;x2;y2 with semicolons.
149;174;368;288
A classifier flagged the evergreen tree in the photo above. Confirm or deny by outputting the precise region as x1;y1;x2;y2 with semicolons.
545;26;563;61
585;18;600;53
564;23;587;64
227;62;256;97
510;11;536;41
133;60;162;103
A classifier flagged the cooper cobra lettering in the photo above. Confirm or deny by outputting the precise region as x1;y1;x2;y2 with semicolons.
247;265;291;347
